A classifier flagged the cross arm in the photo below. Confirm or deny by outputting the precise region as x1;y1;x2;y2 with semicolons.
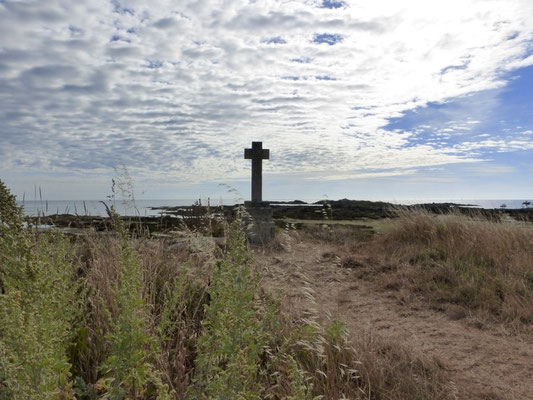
244;148;270;159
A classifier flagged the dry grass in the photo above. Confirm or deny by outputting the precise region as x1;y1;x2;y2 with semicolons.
281;223;374;247
352;332;452;400
0;175;459;399
70;225;455;399
256;214;533;399
257;233;455;400
325;210;533;333
280;295;453;400
71;234;210;397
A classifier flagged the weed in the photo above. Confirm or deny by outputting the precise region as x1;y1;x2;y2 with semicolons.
0;180;81;399
0;178;458;399
95;212;172;399
192;220;270;398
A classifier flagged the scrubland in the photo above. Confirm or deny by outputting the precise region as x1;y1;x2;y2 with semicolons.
2;178;532;399
260;210;533;399
322;210;533;333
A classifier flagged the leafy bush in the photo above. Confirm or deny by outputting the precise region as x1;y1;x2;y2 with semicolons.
95;215;172;399
0;179;455;399
0;180;81;399
192;221;271;398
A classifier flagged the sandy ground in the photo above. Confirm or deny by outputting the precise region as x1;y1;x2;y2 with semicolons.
254;236;533;400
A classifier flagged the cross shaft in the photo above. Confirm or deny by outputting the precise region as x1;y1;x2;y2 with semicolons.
244;141;269;203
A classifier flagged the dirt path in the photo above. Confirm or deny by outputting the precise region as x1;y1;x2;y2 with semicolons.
254;239;533;400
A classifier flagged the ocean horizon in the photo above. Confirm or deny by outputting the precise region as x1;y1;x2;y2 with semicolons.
16;198;532;217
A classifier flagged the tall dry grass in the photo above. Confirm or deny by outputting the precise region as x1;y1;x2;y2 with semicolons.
282;314;451;400
352;210;533;332
0;179;456;399
72;232;209;398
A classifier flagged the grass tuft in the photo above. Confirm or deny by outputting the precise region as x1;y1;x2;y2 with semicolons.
360;210;533;332
0;180;82;399
0;179;458;399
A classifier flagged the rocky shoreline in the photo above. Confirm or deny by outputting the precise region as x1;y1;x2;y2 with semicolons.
29;199;533;234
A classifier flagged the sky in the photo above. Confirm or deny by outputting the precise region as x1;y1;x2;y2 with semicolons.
1;0;533;202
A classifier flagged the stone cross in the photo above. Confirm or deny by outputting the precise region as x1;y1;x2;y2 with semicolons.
244;141;269;203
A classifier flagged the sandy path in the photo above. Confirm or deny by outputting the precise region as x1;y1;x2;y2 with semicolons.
255;239;533;400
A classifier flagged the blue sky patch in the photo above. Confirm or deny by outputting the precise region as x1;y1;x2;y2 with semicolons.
316;75;336;81
146;59;163;69
282;76;300;81
291;56;312;63
68;25;84;36
440;60;470;75
384;65;533;153
262;36;286;45
320;0;345;9
111;0;134;15
109;34;131;43
312;33;343;45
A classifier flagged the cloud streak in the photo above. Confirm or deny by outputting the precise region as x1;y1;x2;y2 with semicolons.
0;0;532;198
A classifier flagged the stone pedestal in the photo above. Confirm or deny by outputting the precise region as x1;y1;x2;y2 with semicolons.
243;201;275;244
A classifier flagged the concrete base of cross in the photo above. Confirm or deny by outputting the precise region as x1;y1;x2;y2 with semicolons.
242;202;275;244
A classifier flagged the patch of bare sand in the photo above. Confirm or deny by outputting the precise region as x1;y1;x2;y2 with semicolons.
254;238;533;400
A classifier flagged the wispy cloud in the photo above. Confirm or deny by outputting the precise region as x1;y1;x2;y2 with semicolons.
0;0;532;198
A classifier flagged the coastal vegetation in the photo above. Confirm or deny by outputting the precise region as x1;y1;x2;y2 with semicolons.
2;178;532;398
314;210;533;333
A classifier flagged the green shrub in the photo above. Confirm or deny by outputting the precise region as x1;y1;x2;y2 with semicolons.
192;221;271;399
0;180;455;399
0;180;81;399
155;270;208;397
96;214;172;399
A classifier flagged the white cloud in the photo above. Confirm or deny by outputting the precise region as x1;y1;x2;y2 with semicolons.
0;0;532;194
301;168;418;181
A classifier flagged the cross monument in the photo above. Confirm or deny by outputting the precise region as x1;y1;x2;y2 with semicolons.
242;141;274;243
244;141;269;203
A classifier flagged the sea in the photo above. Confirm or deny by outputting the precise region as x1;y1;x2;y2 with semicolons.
15;198;532;217
17;199;228;217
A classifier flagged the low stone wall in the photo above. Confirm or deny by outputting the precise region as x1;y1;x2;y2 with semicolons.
243;202;275;244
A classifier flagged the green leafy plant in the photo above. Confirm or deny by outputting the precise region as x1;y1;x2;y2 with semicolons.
96;212;172;399
192;220;271;399
0;179;81;399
